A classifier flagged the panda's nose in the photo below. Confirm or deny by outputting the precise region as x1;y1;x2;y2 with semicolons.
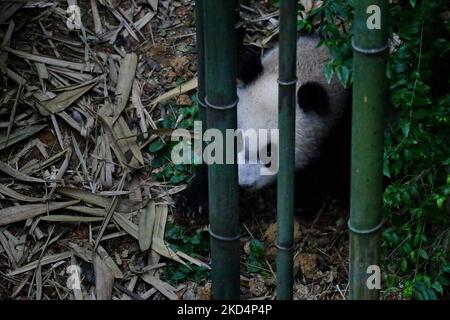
238;175;253;188
238;164;260;190
238;178;259;191
239;181;254;189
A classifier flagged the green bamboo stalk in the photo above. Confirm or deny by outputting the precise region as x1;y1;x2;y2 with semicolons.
204;0;240;300
276;0;297;300
350;0;388;300
235;0;240;21
195;0;206;127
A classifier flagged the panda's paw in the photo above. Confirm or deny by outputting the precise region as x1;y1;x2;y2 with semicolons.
173;192;208;218
173;165;209;223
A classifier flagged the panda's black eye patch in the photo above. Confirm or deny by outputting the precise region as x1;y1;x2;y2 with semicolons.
297;81;329;116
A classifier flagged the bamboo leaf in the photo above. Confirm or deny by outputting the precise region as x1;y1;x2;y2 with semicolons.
66;206;107;217
176;251;211;270
147;0;158;11
150;78;198;105
104;116;144;166
7;251;72;276
141;274;179;300
40;215;104;223
0;47;100;72
94;253;114;300
0;200;79;226
151;240;185;264
58;187;111;208
38;77;101;115
67;241;94;263
0;231;18;269
113;213;138;239
114;53;138;120
138;202;156;251
97;245;123;279
0;183;46;202
0;161;45;183
0;125;47;151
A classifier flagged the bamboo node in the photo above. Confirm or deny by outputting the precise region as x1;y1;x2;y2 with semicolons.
277;78;298;86
197;94;207;108
275;242;294;252
205;97;239;110
352;39;388;55
347;219;384;235
208;225;241;242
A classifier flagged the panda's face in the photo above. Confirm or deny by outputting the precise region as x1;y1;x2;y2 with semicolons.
236;66;280;190
237;134;279;190
238;162;276;190
235;35;348;191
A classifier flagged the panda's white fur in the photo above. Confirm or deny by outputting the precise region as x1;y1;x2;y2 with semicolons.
237;35;348;190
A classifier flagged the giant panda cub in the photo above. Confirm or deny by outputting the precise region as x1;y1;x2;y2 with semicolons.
175;34;351;219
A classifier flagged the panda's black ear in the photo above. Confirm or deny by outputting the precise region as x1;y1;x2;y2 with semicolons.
297;81;329;116
236;23;263;85
237;46;263;85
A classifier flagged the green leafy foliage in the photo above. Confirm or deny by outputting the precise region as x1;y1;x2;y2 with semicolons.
382;0;450;300
299;0;450;299
162;263;210;285
151;97;210;285
161;223;210;285
298;0;354;88
148;96;200;185
247;239;268;275
165;223;210;254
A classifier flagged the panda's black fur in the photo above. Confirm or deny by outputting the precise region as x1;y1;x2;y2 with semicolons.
174;34;352;220
235;24;263;85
